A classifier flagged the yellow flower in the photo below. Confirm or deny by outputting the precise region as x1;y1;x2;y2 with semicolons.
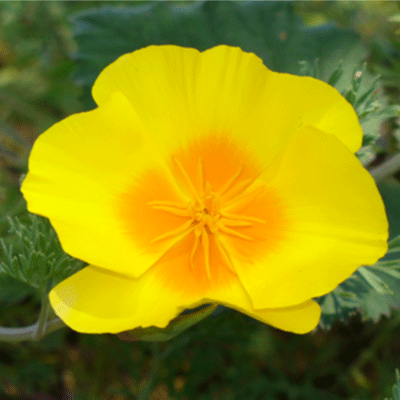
21;45;388;335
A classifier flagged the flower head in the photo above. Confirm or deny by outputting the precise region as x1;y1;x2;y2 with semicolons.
21;45;388;334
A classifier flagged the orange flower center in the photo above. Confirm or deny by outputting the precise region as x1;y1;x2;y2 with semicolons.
118;135;287;291
148;158;266;279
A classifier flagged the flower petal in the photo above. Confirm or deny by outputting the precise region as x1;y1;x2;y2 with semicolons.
140;232;321;334
246;300;321;334
92;45;201;158
21;91;189;278
49;265;193;334
92;45;361;170
49;256;321;335
225;125;388;309
208;279;321;334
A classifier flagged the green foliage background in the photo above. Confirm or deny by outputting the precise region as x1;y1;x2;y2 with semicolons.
2;1;400;399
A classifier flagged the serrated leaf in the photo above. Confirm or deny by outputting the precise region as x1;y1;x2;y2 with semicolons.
0;214;85;294
317;251;400;329
358;266;393;294
362;290;393;322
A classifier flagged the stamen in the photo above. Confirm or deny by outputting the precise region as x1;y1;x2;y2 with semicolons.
190;228;202;270
148;156;266;281
148;200;187;209
217;165;244;196
150;219;194;243
219;218;253;227
149;205;189;217
202;228;211;279
174;158;200;201
215;236;238;275
211;193;219;216
220;211;266;224
220;178;255;202
222;183;264;210
217;223;254;241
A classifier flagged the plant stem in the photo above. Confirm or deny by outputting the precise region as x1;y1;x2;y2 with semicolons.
32;292;51;340
0;297;66;344
0;317;65;342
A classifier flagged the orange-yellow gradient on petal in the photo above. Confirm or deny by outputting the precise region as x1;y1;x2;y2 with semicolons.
21;45;388;335
117;134;288;298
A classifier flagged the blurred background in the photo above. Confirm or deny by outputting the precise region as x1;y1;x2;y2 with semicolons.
2;1;400;399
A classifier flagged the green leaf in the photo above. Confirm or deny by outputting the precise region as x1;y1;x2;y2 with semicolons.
357;266;393;295
0;214;85;294
317;274;369;329
327;60;344;86
388;235;400;254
